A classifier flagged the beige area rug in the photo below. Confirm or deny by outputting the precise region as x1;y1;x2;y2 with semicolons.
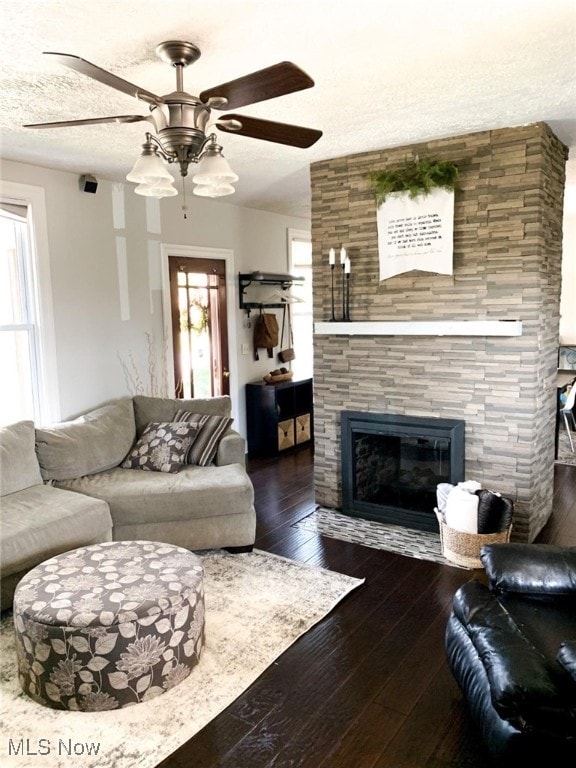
0;549;363;768
556;428;576;466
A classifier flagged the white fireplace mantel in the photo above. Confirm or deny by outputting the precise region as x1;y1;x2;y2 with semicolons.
314;320;523;337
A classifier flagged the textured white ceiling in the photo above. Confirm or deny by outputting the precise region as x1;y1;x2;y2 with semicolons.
1;0;575;218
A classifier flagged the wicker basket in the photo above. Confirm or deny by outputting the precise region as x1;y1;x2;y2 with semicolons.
435;510;512;569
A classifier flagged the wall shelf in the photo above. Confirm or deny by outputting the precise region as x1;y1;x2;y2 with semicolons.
239;271;304;315
314;320;523;337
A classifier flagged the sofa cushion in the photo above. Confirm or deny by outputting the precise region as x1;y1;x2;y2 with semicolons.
121;422;200;472
175;410;233;466
56;463;255;527
0;421;43;496
133;394;231;435
35;398;136;481
0;484;112;578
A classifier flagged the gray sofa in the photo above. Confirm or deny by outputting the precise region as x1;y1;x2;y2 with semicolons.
0;420;113;610
0;394;256;610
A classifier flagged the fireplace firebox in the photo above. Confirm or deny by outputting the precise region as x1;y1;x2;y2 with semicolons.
341;411;465;532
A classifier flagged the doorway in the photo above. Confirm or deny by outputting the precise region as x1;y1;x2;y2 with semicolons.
168;256;230;398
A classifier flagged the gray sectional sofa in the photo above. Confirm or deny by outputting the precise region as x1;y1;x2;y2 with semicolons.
0;394;256;610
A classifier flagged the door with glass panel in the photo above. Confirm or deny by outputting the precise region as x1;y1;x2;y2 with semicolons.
168;256;229;398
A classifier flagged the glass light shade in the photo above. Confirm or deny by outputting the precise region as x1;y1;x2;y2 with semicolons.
193;183;235;198
126;152;174;184
192;152;238;185
134;180;178;198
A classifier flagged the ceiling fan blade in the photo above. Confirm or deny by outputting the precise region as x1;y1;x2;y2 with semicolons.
200;62;314;110
217;114;322;148
24;115;151;129
44;52;164;106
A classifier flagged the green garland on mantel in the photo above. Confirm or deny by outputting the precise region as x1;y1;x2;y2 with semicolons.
369;158;459;206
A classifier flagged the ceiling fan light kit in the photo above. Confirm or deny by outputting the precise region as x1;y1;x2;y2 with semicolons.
191;136;239;187
24;40;322;202
193;183;236;198
134;184;176;198
126;138;175;183
134;178;178;198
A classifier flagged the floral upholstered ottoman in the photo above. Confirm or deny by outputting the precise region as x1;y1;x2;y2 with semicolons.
13;540;205;711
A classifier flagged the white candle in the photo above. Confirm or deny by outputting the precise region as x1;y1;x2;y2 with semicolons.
340;246;347;264
328;248;335;265
344;257;351;274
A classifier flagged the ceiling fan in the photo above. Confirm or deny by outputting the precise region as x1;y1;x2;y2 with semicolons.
25;40;323;198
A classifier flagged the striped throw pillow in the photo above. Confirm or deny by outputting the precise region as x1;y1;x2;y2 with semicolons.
174;410;233;466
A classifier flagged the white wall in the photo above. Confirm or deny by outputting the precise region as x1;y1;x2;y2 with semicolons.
560;178;576;344
160;194;309;434
0;159;308;437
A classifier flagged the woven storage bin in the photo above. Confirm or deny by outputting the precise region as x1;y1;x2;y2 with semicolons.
295;413;311;444
435;510;512;568
277;418;295;451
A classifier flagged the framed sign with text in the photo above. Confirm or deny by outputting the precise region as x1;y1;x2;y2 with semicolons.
376;187;454;281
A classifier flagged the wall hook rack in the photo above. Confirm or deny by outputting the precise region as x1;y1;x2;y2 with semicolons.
239;271;304;316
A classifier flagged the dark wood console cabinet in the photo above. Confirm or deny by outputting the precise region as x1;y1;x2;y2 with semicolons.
245;378;313;456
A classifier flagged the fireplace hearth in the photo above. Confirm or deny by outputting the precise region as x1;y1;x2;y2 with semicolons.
341;411;465;532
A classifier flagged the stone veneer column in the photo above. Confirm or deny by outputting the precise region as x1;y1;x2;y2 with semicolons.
311;123;567;542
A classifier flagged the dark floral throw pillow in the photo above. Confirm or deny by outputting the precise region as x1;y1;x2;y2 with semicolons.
122;422;199;473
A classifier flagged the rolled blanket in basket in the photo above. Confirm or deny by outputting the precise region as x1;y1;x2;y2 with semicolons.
457;480;482;494
436;483;454;514
445;486;479;533
475;490;513;534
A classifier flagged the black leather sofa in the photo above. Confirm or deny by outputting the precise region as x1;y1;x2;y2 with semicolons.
446;543;576;764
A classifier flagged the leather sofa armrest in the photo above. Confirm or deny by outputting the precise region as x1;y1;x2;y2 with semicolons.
215;430;246;467
452;581;572;731
481;544;576;596
558;642;576;683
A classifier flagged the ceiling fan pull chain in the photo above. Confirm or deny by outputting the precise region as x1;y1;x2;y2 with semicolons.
181;176;188;220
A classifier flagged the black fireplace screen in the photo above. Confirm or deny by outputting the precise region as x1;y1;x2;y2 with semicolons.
341;412;465;532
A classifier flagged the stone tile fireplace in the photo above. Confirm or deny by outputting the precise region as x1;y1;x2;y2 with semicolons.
310;123;567;542
341;411;464;532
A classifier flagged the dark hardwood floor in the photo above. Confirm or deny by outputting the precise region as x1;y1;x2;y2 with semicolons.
159;451;576;768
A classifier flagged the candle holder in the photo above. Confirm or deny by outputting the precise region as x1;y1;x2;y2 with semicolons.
341;262;346;321
330;264;336;321
328;246;350;323
327;248;351;321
